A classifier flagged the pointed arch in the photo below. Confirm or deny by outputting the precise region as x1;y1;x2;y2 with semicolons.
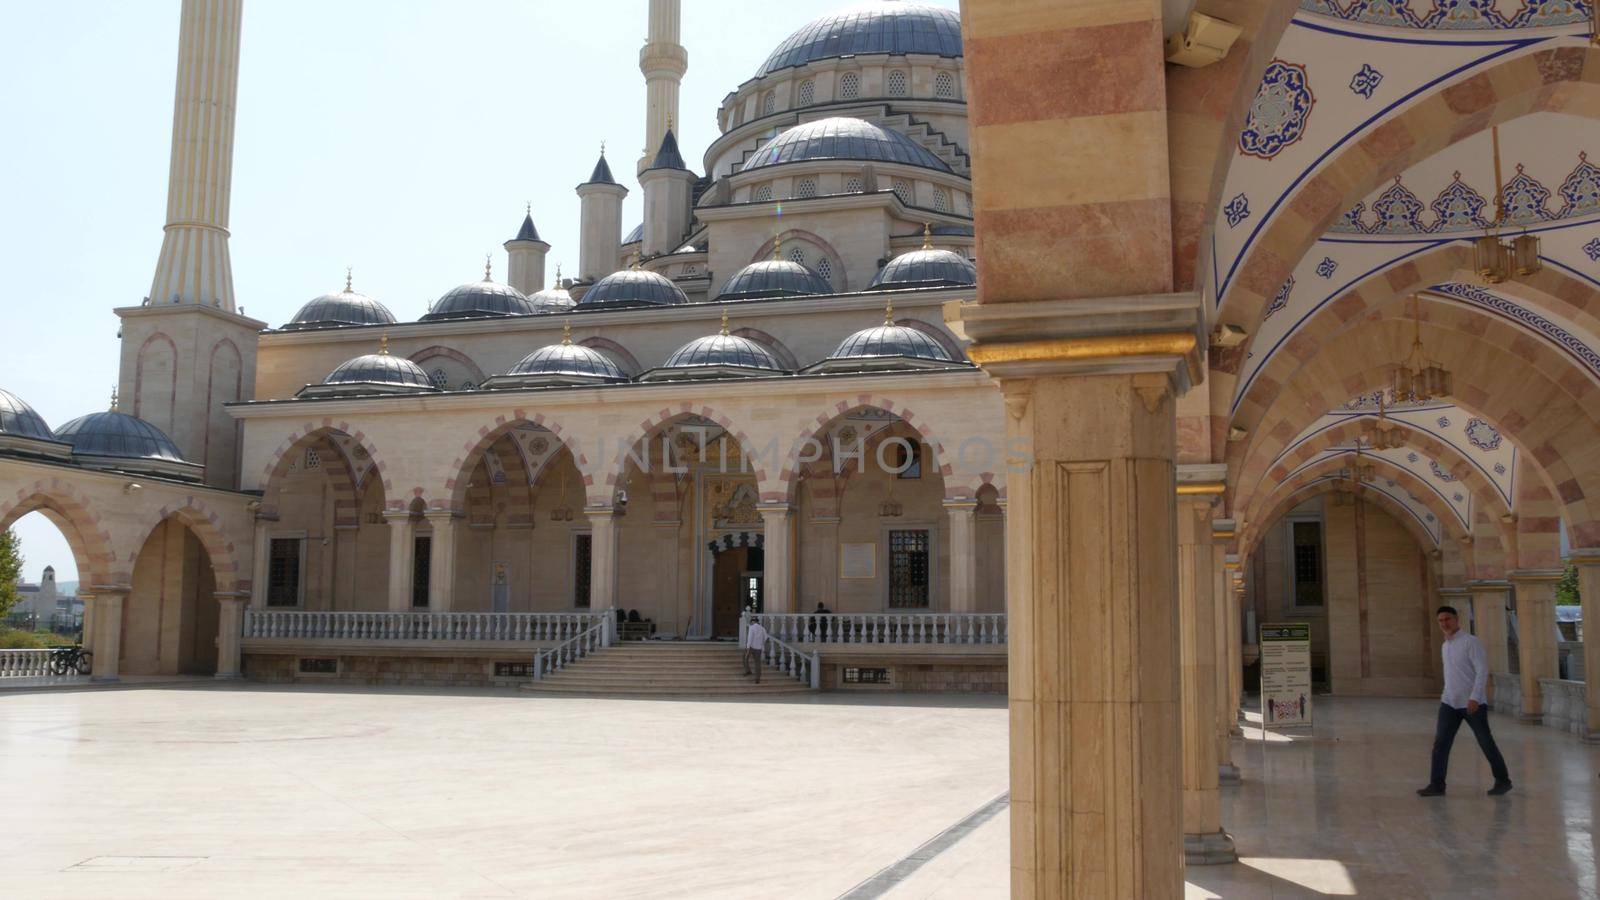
437;409;591;512
779;395;961;503
0;479;120;585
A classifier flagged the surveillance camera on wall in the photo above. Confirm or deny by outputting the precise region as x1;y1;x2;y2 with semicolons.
615;489;629;508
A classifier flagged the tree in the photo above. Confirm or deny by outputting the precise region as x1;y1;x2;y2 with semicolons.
1557;563;1581;606
0;528;23;620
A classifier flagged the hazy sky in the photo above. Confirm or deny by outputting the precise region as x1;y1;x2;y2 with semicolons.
0;0;960;582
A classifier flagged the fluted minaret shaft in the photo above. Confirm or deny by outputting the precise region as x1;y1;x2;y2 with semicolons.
148;0;243;310
638;0;686;175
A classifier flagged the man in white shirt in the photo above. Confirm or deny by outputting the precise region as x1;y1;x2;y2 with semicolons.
743;615;768;684
1419;605;1512;797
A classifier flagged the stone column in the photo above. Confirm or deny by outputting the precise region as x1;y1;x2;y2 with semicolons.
425;510;461;612
1468;580;1511;692
214;592;247;678
587;507;621;612
1214;523;1242;785
1509;569;1562;724
384;511;416;612
944;499;980;614
250;515;274;608
80;594;95;655
812;516;841;610
654;521;683;634
1570;553;1600;737
757;504;794;614
1176;490;1233;864
90;588;128;682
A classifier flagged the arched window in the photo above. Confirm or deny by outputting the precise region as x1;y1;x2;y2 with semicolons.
887;70;908;97
839;71;860;100
845;176;864;193
788;247;806;265
892;180;913;206
962;193;973;215
935;71;955;99
683;264;698;276
933;188;950;212
459;381;476;392
753;184;773;202
816;257;833;286
762;91;776;115
304;449;321;470
798;79;815;106
795;177;818;199
429;368;449;389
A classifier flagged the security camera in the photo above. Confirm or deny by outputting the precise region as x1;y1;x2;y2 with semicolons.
615;489;629;508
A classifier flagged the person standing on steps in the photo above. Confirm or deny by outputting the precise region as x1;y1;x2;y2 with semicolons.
743;614;768;684
1418;605;1513;797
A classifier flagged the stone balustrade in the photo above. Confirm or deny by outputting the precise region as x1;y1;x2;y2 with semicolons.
243;610;608;643
0;648;56;677
759;633;821;689
532;613;614;679
1540;678;1588;737
1490;672;1522;718
757;612;1007;645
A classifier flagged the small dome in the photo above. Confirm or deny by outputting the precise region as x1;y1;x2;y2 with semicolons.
869;248;976;290
528;286;577;314
324;353;435;390
756;4;962;79
832;323;954;362
508;342;627;382
0;389;57;442
422;277;536;321
662;333;785;373
55;411;186;463
283;288;397;331
716;260;833;300
580;270;689;308
741;117;952;174
624;223;643;245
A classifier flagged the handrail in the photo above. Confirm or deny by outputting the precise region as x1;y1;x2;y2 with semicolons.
531;608;616;680
241;609;605;642
0;648;57;677
741;612;819;689
757;612;1007;646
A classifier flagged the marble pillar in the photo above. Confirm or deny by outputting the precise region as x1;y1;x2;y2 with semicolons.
80;595;95;656
1509;570;1562;724
214;592;247;678
1213;525;1241;785
758;504;794;614
250;516;273;608
945;499;979;614
1570;554;1600;737
1177;494;1233;864
1468;581;1512;689
587;507;620;612
384;511;416;612
654;521;684;634
425;511;461;612
90;588;128;682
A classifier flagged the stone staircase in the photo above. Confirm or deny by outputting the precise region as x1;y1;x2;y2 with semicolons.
520;641;813;697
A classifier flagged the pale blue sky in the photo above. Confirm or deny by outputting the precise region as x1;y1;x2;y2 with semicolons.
0;0;960;582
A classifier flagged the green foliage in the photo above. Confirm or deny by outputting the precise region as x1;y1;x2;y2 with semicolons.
0;627;71;649
1557;564;1581;606
0;528;22;620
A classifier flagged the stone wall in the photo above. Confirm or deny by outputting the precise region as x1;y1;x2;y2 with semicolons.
1539;678;1588;737
244;652;535;688
817;655;1006;693
1490;671;1521;718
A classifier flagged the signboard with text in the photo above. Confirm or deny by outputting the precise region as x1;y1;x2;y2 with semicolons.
1259;622;1312;727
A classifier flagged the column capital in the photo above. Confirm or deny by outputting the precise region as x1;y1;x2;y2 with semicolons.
1437;586;1470;598
755;503;792;517
942;498;980;513
381;509;415;523
253;511;280;524
422;508;463;522
87;584;132;596
1507;568;1565;584
584;505;621;521
1211;518;1237;540
212;591;249;602
1568;549;1600;567
1466;579;1512;591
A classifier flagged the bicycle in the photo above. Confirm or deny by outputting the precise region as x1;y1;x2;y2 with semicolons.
48;645;92;676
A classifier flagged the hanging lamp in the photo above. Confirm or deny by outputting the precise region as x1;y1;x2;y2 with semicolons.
1389;295;1452;403
1475;126;1540;283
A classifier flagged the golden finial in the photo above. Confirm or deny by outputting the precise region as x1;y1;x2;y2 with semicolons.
922;222;933;250
885;299;895;327
562;321;573;345
553;264;562;290
600;140;606;156
525;201;532;216
773;231;782;261
720;308;730;336
484;254;493;281
379;333;390;356
667;115;674;132
109;386;118;412
344;266;353;293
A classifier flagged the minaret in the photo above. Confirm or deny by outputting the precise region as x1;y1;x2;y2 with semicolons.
504;207;551;295
638;0;687;175
640;129;697;257
147;0;244;309
116;0;261;492
577;150;628;280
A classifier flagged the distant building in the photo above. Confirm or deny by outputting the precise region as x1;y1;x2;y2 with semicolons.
10;565;82;630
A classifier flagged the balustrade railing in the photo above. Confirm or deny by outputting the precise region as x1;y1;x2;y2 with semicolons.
758;612;1006;646
759;633;820;689
0;648;56;677
531;609;616;680
242;610;607;643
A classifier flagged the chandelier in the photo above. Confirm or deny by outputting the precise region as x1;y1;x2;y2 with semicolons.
1363;393;1406;451
1475;125;1540;284
1389;295;1452;403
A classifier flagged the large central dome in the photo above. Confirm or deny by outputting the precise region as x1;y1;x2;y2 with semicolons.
755;3;962;79
741;117;952;173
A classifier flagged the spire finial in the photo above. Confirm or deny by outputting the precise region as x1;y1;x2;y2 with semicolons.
885;299;895;326
553;263;562;290
667;115;674;133
379;333;390;356
109;386;118;412
344;266;353;293
526;200;532;216
720;308;730;336
562;321;573;345
485;254;495;281
600;140;607;157
922;222;932;250
773;230;782;261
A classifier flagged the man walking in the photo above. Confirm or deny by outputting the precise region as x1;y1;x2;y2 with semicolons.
1419;604;1512;797
743;614;768;684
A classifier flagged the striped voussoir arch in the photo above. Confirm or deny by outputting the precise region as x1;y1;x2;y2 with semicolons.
260;419;385;524
777;395;957;503
148;497;246;592
608;403;765;501
0;477;121;584
444;409;590;511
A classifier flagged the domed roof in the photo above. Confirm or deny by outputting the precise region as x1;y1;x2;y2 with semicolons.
283;277;397;330
421;267;536;321
508;340;627;382
662;333;786;373
0;389;57;443
832;322;954;362
55;411;186;463
742;117;952;174
529;286;577;314
580;269;689;308
755;3;962;78
716;260;833;300
869;247;976;290
323;351;434;391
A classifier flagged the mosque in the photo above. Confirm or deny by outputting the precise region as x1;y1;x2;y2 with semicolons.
8;0;1600;891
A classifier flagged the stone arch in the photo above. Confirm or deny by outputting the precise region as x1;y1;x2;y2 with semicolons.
144;497;245;593
439;409;591;512
1217;45;1600;356
133;330;179;431
729;326;800;370
779;396;960;504
751;228;851;292
204;337;244;476
605;403;767;505
258;421;387;521
0;480;118;585
1242;453;1464;555
408;346;487;385
1244;473;1445;562
577;337;641;376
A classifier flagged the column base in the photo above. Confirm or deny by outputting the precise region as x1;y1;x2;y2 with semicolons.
1228;725;1244;737
1517;713;1543;725
213;672;243;681
1184;830;1238;866
89;675;120;684
1218;763;1242;786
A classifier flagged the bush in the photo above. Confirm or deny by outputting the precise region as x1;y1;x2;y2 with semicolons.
0;628;73;649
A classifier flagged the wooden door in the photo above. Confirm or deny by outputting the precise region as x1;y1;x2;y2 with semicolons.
712;547;748;638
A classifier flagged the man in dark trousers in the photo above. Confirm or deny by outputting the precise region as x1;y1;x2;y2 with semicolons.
1418;605;1512;797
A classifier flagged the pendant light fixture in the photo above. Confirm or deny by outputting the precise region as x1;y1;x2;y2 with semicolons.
1475;126;1540;283
1364;393;1407;451
1389;295;1453;403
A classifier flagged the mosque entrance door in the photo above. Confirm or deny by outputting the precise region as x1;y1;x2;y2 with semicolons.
712;546;764;638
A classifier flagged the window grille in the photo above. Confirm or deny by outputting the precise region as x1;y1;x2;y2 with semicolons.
933;189;950;212
888;529;931;608
893;180;912;206
845;176;864;193
574;534;593;608
887;70;908;97
304;449;320;470
429;368;448;389
935;71;955;99
753;184;773;202
412;536;431;608
840;72;860;100
267;538;301;607
789;247;806;265
798;80;815;106
796;178;818;199
816;258;833;286
1291;521;1324;607
762;92;776;115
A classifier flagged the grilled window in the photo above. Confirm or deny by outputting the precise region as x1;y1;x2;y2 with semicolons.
892;180;913;206
429;368;448;389
753;184;773;202
844;176;864;193
816;258;833;286
839;72;860;100
932;188;950;212
412;536;431;608
887;70;908;97
795;177;818;199
304;449;320;470
1292;521;1324;607
267;538;301;607
573;534;593;608
789;247;806;265
888;530;931;609
762;91;776;115
935;71;955;99
798;79;815;106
